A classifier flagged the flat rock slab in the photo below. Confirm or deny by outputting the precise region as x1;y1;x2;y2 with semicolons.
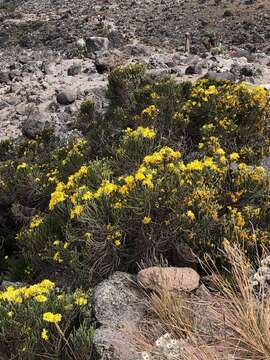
137;267;200;292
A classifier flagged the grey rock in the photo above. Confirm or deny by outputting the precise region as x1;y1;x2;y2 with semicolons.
205;71;236;82
22;112;51;139
108;30;126;48
86;37;110;54
56;89;76;105
0;100;8;110
0;32;8;48
0;71;10;83
67;64;82;76
76;38;86;49
148;68;170;79
185;63;203;75
92;272;146;360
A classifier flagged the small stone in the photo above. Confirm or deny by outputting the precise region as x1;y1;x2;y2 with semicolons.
0;71;10;83
56;89;76;105
86;37;110;53
137;267;200;292
108;30;125;48
67;64;82;76
205;71;236;82
76;38;86;48
185;63;203;75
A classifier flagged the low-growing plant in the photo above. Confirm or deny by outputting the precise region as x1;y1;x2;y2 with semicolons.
0;279;93;359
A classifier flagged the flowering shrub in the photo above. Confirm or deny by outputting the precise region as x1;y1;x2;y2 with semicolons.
0;70;269;286
0;280;93;358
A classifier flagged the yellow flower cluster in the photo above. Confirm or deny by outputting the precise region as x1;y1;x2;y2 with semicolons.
43;312;62;323
17;162;28;171
49;182;67;210
29;215;43;229
0;279;54;304
143;147;181;165
124;126;156;139
141;105;159;119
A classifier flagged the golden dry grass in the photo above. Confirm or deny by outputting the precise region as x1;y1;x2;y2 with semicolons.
142;243;270;360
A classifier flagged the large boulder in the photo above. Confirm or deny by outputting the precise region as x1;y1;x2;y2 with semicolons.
92;272;147;360
137;267;200;292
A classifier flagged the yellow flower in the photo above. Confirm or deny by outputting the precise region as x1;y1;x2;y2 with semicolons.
17;163;28;171
229;152;240;161
53;252;63;263
41;328;49;340
124;126;156;139
70;205;84;219
35;295;47;303
113;202;123;209
43;312;62;323
53;240;60;246
29;215;43;229
49;182;67;210
143;216;151;225
114;239;121;247
75;296;88;306
214;148;225;156
186;210;196;221
82;191;93;201
7;311;13;318
125;176;135;185
64;242;70;249
142;105;159;118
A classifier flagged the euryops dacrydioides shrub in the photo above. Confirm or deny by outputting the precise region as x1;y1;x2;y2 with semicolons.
0;66;270;289
0;279;93;359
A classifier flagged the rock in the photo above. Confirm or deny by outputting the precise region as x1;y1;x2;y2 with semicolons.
95;50;124;73
0;32;8;48
148;68;170;79
137;267;200;292
22;112;51;139
76;38;86;49
92;272;146;360
108;30;125;48
56;89;76;105
0;71;10;83
185;63;203;75
205;71;236;82
86;37;110;54
41;61;54;75
67;64;82;76
230;63;261;78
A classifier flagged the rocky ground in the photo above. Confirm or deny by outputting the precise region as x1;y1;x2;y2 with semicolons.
1;0;270;140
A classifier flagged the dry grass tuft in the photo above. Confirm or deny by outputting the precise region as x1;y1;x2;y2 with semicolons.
142;243;270;360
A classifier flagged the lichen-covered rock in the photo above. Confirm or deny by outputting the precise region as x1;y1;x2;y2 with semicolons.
137;267;200;293
92;272;147;360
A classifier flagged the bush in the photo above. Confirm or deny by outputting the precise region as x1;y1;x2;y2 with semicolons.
0;279;93;359
0;70;270;287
